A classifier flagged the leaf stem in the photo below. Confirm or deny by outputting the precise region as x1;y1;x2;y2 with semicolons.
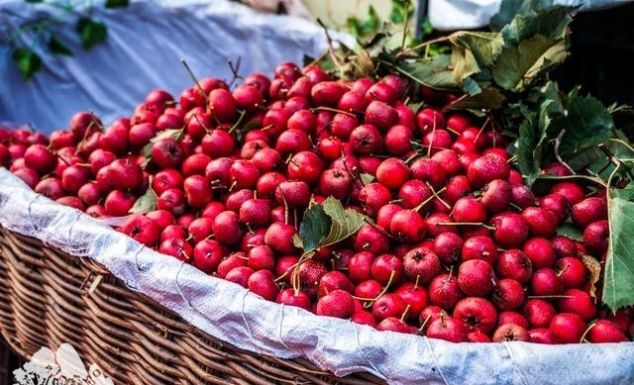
553;129;576;175
535;174;608;188
396;35;451;60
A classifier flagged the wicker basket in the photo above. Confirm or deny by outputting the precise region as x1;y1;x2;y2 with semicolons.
0;228;383;385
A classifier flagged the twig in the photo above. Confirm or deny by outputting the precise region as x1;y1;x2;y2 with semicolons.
316;18;344;69
227;57;243;88
396;35;451;60
180;59;208;103
553;129;576;175
599;143;634;181
536;174;608;189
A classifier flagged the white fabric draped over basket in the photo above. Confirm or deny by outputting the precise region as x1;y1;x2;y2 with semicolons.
1;169;633;385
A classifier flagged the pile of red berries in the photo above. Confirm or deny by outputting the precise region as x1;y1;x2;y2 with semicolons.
1;61;632;344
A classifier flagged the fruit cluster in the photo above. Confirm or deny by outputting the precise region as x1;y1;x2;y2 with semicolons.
1;61;632;344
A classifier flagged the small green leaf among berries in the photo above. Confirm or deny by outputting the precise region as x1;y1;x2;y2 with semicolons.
130;186;157;214
603;189;634;311
296;197;368;256
141;129;183;158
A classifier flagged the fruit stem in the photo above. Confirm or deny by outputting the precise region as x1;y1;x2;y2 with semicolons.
404;151;420;165
553;129;577;175
536;175;608;189
55;154;70;166
437;222;495;230
283;197;290;226
473;117;490;144
311;106;355;117
413;274;421;290
427;183;450;209
226;57;243;88
353;270;397;303
193;114;212;133
180;59;209;104
316;18;345;71
414;194;435;212
509;202;522;211
418;314;432;332
427;118;436;157
444;126;460;136
274;261;299;282
363;217;398;241
400;304;411;322
228;110;246;134
579;322;596;343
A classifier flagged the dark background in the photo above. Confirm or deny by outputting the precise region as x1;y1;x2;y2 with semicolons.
553;3;634;106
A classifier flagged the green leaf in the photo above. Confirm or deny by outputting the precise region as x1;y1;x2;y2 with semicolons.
130;187;157;214
447;87;506;112
298;203;331;254
462;77;481;96
360;173;375;185
610;186;634;201
492;34;568;91
394;54;458;91
449;31;504;83
76;18;107;50
48;36;74;56
559;95;614;157
515;119;541;185
565;140;634;179
407;101;423;113
421;18;433;36
141;129;183;158
347;5;380;39
296;197;368;256
11;47;42;81
610;105;634;136
556;221;583;241
105;0;129;8
490;0;555;31
389;0;410;24
321;197;367;249
501;5;573;44
603;191;634;311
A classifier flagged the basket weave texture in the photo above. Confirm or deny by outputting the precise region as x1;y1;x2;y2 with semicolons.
0;228;383;385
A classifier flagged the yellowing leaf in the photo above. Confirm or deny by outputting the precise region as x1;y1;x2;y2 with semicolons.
581;255;601;300
449;31;504;83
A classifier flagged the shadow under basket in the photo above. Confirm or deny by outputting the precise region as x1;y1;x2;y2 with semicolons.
0;228;384;385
